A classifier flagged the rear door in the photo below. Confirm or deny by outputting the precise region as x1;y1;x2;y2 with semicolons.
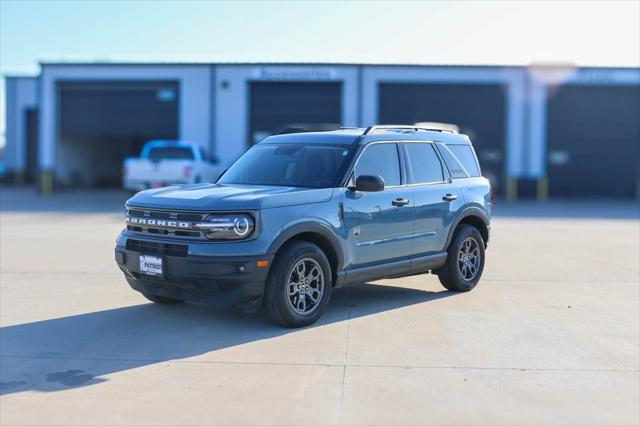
403;142;463;255
342;142;414;269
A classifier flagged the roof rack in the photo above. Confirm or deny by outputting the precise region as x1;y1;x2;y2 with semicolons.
362;125;457;135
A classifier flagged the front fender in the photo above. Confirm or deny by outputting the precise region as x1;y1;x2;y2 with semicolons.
266;220;346;272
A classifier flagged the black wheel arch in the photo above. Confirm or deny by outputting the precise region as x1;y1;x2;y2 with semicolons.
445;207;490;249
267;222;345;286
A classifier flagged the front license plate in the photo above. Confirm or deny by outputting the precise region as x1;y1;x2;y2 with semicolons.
139;255;163;276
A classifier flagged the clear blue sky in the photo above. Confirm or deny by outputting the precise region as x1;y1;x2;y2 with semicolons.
1;0;639;139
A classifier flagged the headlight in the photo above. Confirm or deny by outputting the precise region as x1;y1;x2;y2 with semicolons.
196;213;255;240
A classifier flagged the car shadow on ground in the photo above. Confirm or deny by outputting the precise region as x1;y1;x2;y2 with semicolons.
0;283;457;395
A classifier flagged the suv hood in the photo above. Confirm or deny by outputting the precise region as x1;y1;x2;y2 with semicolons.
127;183;334;211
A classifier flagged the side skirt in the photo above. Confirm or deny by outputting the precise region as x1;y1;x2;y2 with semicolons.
335;252;447;287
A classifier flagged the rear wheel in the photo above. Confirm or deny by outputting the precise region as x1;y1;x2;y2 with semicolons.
264;241;332;327
142;293;184;305
437;225;485;292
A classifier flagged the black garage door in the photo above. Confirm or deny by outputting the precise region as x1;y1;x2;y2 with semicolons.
58;81;179;188
379;83;506;194
546;85;640;198
25;108;38;183
249;82;342;147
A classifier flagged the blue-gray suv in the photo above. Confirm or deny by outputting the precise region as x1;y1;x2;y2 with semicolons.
115;126;492;327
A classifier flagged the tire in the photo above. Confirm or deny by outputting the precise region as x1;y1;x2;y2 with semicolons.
142;293;185;305
437;225;486;292
264;241;333;327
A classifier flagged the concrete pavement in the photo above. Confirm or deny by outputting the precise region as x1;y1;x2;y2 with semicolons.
1;189;638;425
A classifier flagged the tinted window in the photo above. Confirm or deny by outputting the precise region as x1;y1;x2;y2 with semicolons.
447;145;481;177
355;143;401;186
218;144;351;188
148;147;194;160
406;143;444;184
434;144;469;179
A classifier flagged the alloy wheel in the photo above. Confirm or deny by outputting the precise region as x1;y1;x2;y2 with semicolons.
457;237;481;281
287;257;324;314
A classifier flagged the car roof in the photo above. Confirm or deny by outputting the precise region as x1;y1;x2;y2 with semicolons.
259;127;471;146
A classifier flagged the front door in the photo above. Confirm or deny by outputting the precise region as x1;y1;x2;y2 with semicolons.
342;143;414;269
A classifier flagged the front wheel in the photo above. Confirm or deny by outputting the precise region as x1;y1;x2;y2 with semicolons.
264;241;332;327
437;225;485;292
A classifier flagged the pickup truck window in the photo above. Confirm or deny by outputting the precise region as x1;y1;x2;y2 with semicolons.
218;144;351;188
148;147;195;160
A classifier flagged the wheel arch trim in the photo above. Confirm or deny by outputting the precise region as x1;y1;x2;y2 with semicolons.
266;221;346;273
445;206;490;249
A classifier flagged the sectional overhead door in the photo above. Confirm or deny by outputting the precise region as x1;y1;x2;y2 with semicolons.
248;82;342;147
546;85;640;198
378;83;506;194
58;81;179;187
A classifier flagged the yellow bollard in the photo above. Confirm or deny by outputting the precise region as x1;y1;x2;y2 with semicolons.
40;171;54;195
537;176;549;201
506;178;518;202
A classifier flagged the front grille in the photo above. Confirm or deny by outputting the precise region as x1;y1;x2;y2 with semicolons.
126;239;188;257
126;208;206;239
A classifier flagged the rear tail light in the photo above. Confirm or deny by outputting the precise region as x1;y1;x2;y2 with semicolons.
183;166;192;178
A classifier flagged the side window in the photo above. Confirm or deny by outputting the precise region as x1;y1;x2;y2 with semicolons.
405;143;445;184
434;143;469;179
447;145;481;177
355;143;401;186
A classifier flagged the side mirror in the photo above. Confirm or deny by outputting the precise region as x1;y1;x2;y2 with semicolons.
352;174;384;192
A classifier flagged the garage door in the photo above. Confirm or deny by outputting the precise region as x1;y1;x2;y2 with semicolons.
25;108;38;183
249;82;342;147
379;83;506;194
546;85;640;198
58;81;179;188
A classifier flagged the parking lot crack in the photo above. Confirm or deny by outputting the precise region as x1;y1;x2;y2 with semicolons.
338;287;353;424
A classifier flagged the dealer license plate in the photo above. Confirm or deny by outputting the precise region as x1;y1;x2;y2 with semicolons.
139;255;163;276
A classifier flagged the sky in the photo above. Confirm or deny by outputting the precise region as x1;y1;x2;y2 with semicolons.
1;0;639;140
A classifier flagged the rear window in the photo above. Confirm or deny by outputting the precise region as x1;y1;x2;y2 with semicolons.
434;144;469;179
447;145;481;177
405;143;444;184
147;147;195;160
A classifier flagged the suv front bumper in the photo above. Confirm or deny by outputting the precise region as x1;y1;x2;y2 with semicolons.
115;245;273;307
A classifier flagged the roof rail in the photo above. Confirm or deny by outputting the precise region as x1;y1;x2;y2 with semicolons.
363;125;457;135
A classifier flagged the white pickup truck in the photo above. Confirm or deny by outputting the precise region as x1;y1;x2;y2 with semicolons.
123;140;222;192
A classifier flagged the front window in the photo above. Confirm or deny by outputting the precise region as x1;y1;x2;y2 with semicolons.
354;143;401;186
218;144;352;188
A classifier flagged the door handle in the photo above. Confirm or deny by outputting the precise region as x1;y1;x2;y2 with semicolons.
392;198;410;207
442;193;458;202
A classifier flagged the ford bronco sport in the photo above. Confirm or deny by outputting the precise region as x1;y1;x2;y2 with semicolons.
115;126;491;327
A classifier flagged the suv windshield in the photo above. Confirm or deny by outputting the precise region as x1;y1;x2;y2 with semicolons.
147;147;195;160
219;144;352;188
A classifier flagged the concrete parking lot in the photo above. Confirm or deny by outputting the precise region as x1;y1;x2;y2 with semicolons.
1;188;638;425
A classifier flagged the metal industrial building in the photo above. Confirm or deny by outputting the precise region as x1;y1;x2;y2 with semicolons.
3;62;639;198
